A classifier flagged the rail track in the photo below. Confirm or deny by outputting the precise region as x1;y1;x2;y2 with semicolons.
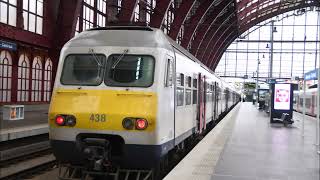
0;134;57;180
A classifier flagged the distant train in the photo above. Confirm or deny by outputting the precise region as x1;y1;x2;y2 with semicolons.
48;26;240;178
293;88;318;117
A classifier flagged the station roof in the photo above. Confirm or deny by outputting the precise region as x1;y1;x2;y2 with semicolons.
1;0;319;71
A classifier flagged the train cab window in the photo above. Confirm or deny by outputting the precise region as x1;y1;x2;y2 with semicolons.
165;58;173;87
61;54;106;85
105;55;155;87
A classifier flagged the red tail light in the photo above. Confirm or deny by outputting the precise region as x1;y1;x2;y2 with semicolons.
55;116;65;126
136;119;148;130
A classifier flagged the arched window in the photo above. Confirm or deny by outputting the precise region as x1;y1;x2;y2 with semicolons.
18;54;30;102
31;56;42;102
0;50;12;102
44;58;52;102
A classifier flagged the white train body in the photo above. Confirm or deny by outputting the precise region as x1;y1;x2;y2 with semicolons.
49;26;239;169
294;88;318;117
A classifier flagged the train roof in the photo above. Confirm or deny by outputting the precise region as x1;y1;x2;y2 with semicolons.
64;26;172;50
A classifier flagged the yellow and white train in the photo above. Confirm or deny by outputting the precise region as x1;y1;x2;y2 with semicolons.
49;26;240;172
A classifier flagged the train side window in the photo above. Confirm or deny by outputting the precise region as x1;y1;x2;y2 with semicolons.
165;58;173;87
176;73;184;106
186;89;192;105
193;78;197;88
305;98;311;108
185;76;192;105
187;76;192;88
180;73;184;86
193;78;197;104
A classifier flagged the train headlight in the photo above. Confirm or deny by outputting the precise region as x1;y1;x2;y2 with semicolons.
122;118;135;130
55;115;65;126
66;115;77;127
135;119;148;130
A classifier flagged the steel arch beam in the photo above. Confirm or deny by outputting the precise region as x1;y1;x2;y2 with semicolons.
239;1;295;27
205;20;237;66
203;22;235;64
190;0;234;55
210;31;238;69
238;0;274;19
54;0;82;49
180;0;217;48
168;0;196;40
118;0;139;23
195;14;231;59
149;0;171;28
212;33;238;70
208;1;320;70
239;2;319;33
197;12;235;61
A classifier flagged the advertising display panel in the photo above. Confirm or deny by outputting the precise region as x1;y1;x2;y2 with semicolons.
274;84;291;110
270;83;294;124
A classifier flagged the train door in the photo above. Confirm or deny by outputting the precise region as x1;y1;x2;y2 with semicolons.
197;73;206;133
211;83;214;121
213;82;217;121
192;74;198;129
164;55;175;142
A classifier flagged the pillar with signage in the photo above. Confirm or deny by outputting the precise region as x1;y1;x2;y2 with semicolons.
270;83;294;124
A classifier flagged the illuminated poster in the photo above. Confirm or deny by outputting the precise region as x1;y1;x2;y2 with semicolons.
274;84;291;110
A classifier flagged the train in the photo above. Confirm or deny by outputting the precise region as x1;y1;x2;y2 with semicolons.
294;88;318;117
48;26;240;177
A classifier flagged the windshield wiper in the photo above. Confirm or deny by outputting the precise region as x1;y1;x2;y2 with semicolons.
112;49;129;69
89;49;103;67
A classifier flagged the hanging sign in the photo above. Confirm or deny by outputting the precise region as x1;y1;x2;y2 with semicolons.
304;69;319;81
0;40;17;51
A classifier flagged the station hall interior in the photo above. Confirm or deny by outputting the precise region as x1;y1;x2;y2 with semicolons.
0;0;320;180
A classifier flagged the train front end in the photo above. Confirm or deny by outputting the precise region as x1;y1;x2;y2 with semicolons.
49;43;161;170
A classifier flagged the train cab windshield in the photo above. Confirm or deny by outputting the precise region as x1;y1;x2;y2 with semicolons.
60;54;106;85
60;54;155;87
105;55;155;87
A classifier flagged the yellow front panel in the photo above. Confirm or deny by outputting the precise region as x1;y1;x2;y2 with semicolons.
49;89;157;132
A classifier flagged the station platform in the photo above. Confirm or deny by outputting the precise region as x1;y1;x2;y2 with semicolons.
0;104;49;141
165;102;320;180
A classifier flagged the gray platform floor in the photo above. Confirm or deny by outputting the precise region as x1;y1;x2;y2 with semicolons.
0;104;49;141
212;103;320;180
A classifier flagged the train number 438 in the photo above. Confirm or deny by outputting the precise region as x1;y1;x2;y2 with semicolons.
90;114;106;122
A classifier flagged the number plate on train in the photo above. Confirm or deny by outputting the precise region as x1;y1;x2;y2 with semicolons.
89;114;106;122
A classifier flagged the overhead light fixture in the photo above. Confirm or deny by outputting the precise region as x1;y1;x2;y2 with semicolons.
273;27;277;33
266;44;269;48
